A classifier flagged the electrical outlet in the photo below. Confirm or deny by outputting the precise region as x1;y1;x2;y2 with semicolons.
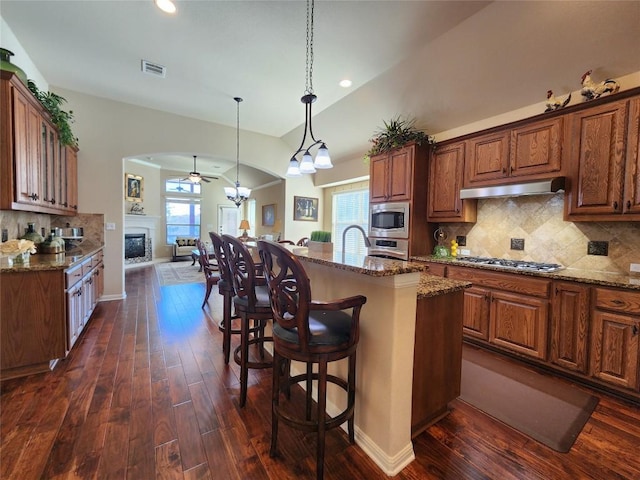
459;248;471;256
1;229;7;242
456;235;467;246
588;240;609;256
630;263;640;273
510;238;525;250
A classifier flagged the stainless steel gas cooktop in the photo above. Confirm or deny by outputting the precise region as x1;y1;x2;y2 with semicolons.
456;256;565;273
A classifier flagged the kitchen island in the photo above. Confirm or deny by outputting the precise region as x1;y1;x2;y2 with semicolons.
287;247;470;475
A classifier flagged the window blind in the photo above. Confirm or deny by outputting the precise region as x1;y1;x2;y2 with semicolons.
332;189;370;258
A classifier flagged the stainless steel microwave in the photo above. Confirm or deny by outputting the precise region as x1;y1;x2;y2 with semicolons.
369;202;409;238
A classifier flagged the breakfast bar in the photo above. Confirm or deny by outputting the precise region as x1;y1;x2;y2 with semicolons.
287;247;470;475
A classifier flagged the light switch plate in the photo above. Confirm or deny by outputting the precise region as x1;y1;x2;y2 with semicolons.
106;222;116;231
631;263;640;273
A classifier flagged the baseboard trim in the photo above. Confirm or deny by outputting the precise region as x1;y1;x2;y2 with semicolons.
355;429;415;476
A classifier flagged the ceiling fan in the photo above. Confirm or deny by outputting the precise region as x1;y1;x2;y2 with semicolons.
182;155;218;184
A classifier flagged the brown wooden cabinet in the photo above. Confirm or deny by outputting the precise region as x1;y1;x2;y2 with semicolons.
369;145;414;202
464;117;564;187
428;141;476;222
564;98;640;220
447;265;550;360
0;71;78;215
590;287;640;391
550;281;590;373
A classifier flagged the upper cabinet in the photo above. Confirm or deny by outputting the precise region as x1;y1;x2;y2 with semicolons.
565;96;640;221
370;144;415;203
428;141;476;222
464;117;564;187
0;71;78;215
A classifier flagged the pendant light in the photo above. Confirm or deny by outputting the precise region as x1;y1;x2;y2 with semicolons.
286;0;332;177
224;97;251;207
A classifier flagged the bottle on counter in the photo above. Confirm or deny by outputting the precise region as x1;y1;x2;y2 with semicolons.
40;228;66;254
20;222;44;251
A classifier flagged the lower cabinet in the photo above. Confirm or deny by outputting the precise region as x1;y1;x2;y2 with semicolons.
590;287;640;391
447;266;550;360
0;249;104;380
550;281;590;373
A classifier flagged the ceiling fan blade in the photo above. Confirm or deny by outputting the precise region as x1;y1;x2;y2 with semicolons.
202;175;218;180
201;177;211;183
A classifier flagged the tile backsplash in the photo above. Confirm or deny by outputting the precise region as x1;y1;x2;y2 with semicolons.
0;211;104;247
444;193;640;275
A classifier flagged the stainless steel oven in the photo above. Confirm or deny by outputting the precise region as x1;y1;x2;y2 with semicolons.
367;237;409;261
369;202;409;239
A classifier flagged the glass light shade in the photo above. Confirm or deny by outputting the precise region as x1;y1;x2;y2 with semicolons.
314;143;333;169
237;186;251;198
299;152;316;174
224;186;237;197
189;174;202;183
286;158;302;177
238;220;251;231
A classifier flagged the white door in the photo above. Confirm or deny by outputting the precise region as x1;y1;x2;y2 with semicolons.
218;206;240;236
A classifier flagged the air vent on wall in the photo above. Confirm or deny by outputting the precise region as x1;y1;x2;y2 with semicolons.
141;59;166;78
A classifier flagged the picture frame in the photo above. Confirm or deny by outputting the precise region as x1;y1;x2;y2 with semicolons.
262;204;276;226
293;196;318;222
125;173;143;202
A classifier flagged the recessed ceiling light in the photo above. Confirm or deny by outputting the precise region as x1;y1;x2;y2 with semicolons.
155;0;176;14
339;79;352;88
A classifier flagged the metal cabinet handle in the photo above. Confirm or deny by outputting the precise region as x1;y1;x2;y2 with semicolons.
613;201;618;210
611;299;625;306
627;200;632;209
633;324;638;336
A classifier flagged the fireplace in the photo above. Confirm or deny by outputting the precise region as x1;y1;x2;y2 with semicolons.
124;233;152;264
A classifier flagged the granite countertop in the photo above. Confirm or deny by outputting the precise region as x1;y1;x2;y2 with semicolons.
412;255;640;291
417;274;471;300
0;242;104;273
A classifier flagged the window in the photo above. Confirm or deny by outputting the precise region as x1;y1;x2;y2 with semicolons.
165;179;201;244
332;189;370;259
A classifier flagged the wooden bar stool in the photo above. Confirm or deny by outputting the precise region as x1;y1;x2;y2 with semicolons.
196;239;219;309
258;240;367;480
208;232;240;364
222;234;273;407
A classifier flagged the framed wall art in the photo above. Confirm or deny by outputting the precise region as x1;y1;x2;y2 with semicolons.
293;196;318;222
262;204;276;226
125;173;143;202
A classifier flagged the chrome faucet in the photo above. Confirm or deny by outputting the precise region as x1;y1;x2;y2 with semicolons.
342;224;372;263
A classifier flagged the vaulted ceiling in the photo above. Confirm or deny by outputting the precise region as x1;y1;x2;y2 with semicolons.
2;1;639;186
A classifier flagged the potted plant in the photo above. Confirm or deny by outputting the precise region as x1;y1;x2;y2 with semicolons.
27;80;78;148
308;230;333;254
364;116;434;162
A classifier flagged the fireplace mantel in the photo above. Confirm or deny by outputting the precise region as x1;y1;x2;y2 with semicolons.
125;215;160;230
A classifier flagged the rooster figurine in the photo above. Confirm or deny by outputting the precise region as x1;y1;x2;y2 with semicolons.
545;90;572;112
581;70;619;100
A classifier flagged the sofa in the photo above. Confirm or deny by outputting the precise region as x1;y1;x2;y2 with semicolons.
172;237;198;261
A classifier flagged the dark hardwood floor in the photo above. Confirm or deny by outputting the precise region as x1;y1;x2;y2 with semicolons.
2;264;640;479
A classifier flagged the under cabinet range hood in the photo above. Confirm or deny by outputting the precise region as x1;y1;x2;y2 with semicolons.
459;177;566;200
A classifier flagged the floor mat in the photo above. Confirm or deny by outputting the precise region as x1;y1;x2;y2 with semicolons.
460;345;599;452
154;261;207;286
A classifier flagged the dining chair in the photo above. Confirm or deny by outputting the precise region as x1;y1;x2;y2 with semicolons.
196;239;220;309
222;234;273;407
257;240;367;480
296;237;309;246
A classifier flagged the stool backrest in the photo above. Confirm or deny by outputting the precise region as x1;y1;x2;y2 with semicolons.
196;239;215;278
258;240;313;348
209;232;232;287
222;234;261;307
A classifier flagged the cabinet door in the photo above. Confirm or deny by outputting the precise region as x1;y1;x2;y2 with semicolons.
462;286;490;340
13;88;42;207
510;116;563;178
66;283;82;351
65;146;79;212
369;154;389;202
590;310;639;391
566;100;628;216
490;290;549;359
388;147;413;202
623;97;640;214
428;142;475;222
464;130;510;185
41;119;59;207
550;282;590;373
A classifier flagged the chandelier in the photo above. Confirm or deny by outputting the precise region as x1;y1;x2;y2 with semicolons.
286;0;333;177
224;97;251;207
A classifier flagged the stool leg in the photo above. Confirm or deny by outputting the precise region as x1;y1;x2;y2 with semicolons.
348;352;357;444
317;359;328;480
239;313;249;407
202;280;213;308
270;351;281;458
306;362;313;421
222;292;232;364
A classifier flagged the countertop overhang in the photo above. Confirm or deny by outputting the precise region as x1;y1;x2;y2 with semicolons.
0;242;104;273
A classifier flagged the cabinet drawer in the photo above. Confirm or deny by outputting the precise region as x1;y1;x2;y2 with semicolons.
447;266;550;298
420;262;447;277
81;258;93;277
65;264;84;288
91;252;102;269
594;287;640;315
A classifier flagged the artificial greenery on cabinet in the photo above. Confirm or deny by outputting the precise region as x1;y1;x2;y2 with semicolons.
365;116;434;161
27;80;78;148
